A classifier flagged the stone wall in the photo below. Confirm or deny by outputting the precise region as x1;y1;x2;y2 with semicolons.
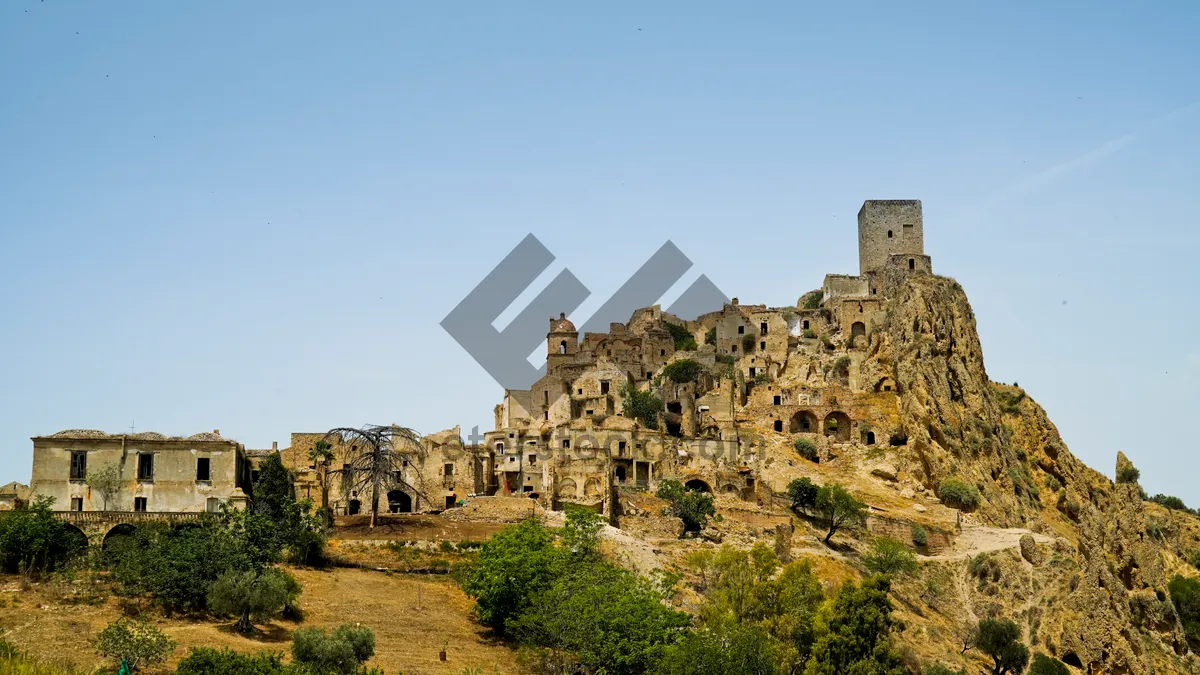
858;199;923;274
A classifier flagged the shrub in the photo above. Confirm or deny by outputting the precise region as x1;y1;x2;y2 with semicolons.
802;328;817;339
742;334;756;353
290;624;375;675
175;647;289;675
937;479;981;511
714;354;735;366
787;477;819;513
1151;493;1189;511
1190;550;1200;571
802;290;823;310
0;496;86;576
664;323;697;351
831;356;851;377
704;327;716;345
656;479;716;533
661;359;704;384
1117;464;1140;484
862;537;918;577
462;518;558;634
208;567;300;634
652;623;778;675
993;387;1025;415
911;524;929;547
1170;574;1200;651
95;617;176;672
1043;474;1062;492
1028;653;1070;675
620;382;663;429
793;438;819;462
975;618;1028;675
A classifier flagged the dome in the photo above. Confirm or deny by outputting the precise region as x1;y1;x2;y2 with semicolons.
550;312;576;333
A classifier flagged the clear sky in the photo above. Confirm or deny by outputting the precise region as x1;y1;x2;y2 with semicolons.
2;2;1198;502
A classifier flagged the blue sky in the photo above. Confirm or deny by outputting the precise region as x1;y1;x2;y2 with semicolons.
2;2;1198;502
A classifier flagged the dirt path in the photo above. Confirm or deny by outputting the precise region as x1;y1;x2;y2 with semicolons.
922;525;1054;561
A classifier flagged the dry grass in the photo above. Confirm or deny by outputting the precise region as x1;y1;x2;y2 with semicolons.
0;566;517;675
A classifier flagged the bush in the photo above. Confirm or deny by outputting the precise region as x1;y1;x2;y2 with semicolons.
1170;574;1200;651
1028;653;1070;675
462;518;559;634
620;382;663;429
664;323;697;351
661;359;705;384
802;290;822;310
0;496;87;576
911;524;928;547
787;477;819;513
802;328;817;339
831;356;851;376
793;438;819;462
1189;551;1200;571
290;624;375;675
862;538;918;577
1117;464;1140;484
175;647;290;675
937;479;981;511
1151;493;1189;511
704;327;716;345
656;479;716;533
653;623;778;675
993;387;1025;415
208;567;300;634
95;617;176;672
975;618;1028;675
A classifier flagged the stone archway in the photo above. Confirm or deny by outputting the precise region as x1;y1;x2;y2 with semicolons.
387;490;412;513
685;479;712;493
824;411;852;441
102;522;138;552
790;410;818;433
558;478;578;499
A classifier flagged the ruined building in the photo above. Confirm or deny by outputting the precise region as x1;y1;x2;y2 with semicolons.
483;199;932;516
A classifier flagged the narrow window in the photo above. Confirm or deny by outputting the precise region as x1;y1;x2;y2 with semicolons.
71;497;83;511
802;320;810;329
749;367;756;377
137;453;154;480
134;497;148;512
544;391;549;405
618;441;627;456
529;454;537;465
69;451;87;480
394;470;403;483
559;340;567;354
562;439;570;449
887;230;893;238
909;258;915;270
731;344;737;353
578;388;583;395
773;420;783;432
773;395;781;405
196;457;211;481
444;463;453;477
760;322;768;335
206;497;221;513
660;349;665;356
760;341;766;351
600;381;610;394
738;325;745;334
544;411;549;420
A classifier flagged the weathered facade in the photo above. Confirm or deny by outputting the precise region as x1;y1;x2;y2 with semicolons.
28;429;251;513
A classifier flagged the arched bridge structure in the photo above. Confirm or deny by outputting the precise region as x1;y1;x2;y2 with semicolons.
51;511;207;547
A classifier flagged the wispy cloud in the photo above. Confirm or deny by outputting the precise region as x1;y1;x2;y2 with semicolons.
978;99;1200;211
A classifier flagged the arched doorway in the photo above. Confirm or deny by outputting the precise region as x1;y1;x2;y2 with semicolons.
387;490;412;513
685;479;712;493
558;478;577;499
851;322;866;341
790;410;818;433
824;411;852;441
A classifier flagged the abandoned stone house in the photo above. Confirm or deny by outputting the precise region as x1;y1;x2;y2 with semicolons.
0;481;32;510
27;429;252;513
277;427;490;516
483;199;932;516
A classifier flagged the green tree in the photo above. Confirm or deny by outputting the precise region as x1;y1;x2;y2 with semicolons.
656;479;716;533
560;505;604;558
85;463;123;511
621;382;664;429
175;647;290;675
975;618;1029;675
653;623;778;675
308;439;336;530
661;359;705;384
1028;653;1069;675
208;567;300;634
787;477;819;513
0;495;85;577
252;453;295;520
937;479;981;511
511;558;691;675
802;291;822;310
665;323;698;351
326;424;424;529
862;538;918;577
462;517;560;634
1169;574;1200;651
291;624;376;675
813;484;867;544
804;575;907;675
95;617;176;672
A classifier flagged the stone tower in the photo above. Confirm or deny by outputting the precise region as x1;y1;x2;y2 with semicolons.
858;200;924;275
547;313;578;356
